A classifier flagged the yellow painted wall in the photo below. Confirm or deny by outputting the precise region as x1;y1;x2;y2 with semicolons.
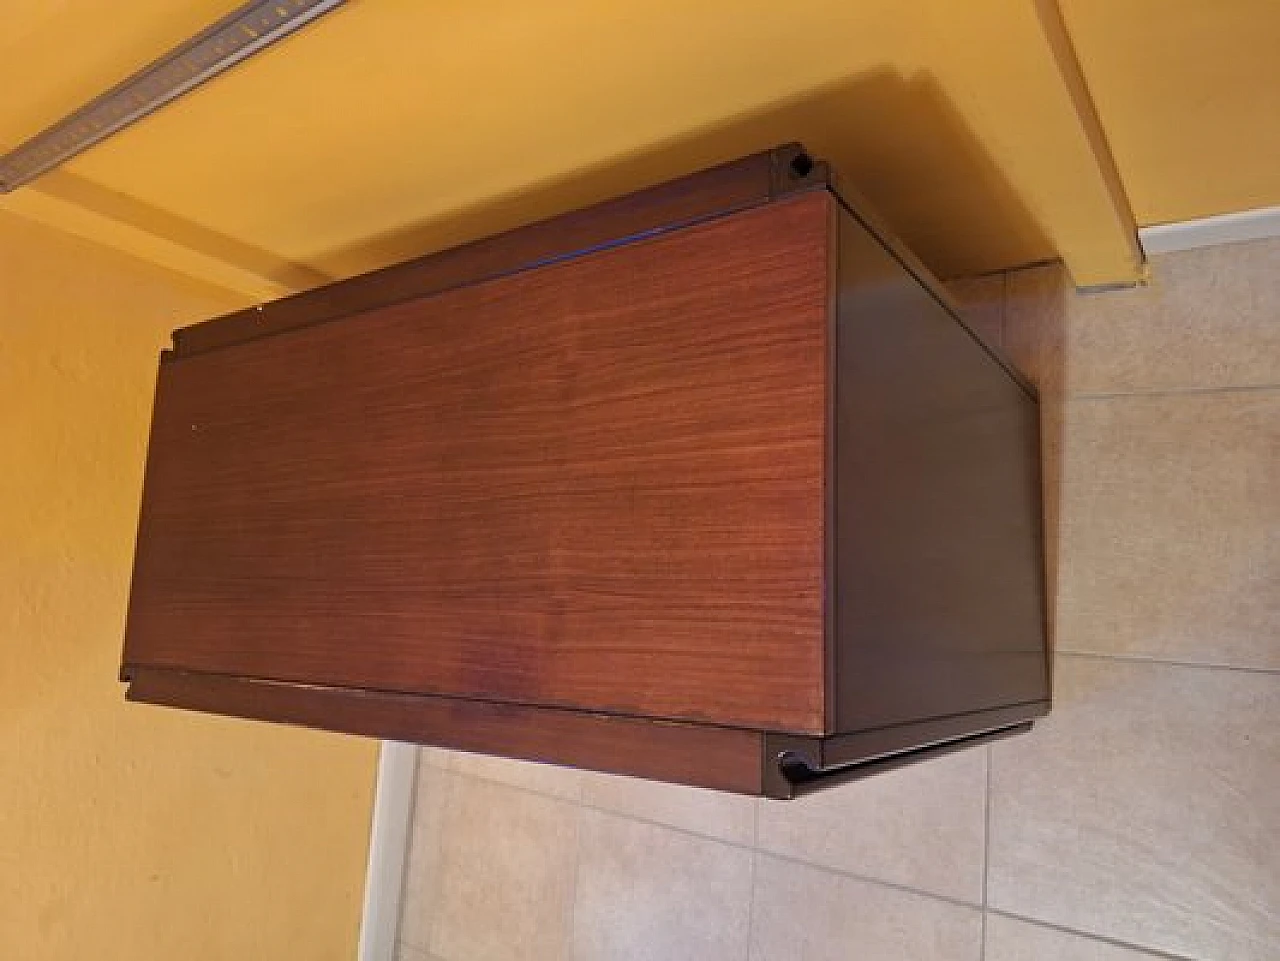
1061;0;1280;225
0;210;378;960
9;2;1280;289
2;0;1142;290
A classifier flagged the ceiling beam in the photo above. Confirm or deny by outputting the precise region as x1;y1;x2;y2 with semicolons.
1027;0;1144;285
3;170;329;300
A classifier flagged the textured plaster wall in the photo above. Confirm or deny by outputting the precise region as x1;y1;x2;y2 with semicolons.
0;210;378;960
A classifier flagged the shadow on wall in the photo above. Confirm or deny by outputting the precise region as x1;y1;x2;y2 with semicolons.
318;68;1054;281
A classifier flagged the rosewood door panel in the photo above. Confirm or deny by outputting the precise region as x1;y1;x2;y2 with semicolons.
124;192;832;733
549;191;830;732
125;270;568;701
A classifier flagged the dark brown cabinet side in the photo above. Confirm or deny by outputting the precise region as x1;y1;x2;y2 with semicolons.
121;145;1048;798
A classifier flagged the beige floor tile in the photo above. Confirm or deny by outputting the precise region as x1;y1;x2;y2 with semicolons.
448;748;582;801
988;655;1280;960
430;775;580;961
572;809;752;961
946;274;1004;348
1056;390;1280;668
1004;261;1067;396
1000;262;1067;645
579;769;756;844
417;744;454;769
985;914;1170;961
397;762;452;951
750;855;982;961
1040;393;1066;652
396;941;446;961
755;747;987;903
1066;237;1280;395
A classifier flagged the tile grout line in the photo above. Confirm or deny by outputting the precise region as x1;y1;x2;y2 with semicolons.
397;762;438;956
987;908;1200;961
423;769;459;959
980;744;993;961
744;845;758;960
394;942;430;961
1068;382;1280;401
565;797;584;961
441;762;990;913
744;798;761;959
1057;649;1280;676
387;749;424;958
741;849;981;914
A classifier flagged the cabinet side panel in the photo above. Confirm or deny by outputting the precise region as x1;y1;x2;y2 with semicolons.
833;204;1049;733
124;193;831;733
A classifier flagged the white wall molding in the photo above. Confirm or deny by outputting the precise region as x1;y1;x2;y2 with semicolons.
357;741;420;961
1139;205;1280;256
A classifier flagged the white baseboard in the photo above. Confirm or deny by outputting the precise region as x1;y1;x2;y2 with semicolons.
1139;204;1280;256
358;741;420;961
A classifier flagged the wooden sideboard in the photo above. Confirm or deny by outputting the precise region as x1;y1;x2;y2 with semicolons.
121;144;1049;797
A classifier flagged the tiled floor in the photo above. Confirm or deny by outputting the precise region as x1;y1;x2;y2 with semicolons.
397;239;1280;961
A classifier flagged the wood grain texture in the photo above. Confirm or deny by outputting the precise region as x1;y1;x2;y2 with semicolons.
126;668;765;794
124;191;832;733
172;147;823;358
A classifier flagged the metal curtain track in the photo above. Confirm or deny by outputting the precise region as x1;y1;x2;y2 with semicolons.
0;0;346;192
